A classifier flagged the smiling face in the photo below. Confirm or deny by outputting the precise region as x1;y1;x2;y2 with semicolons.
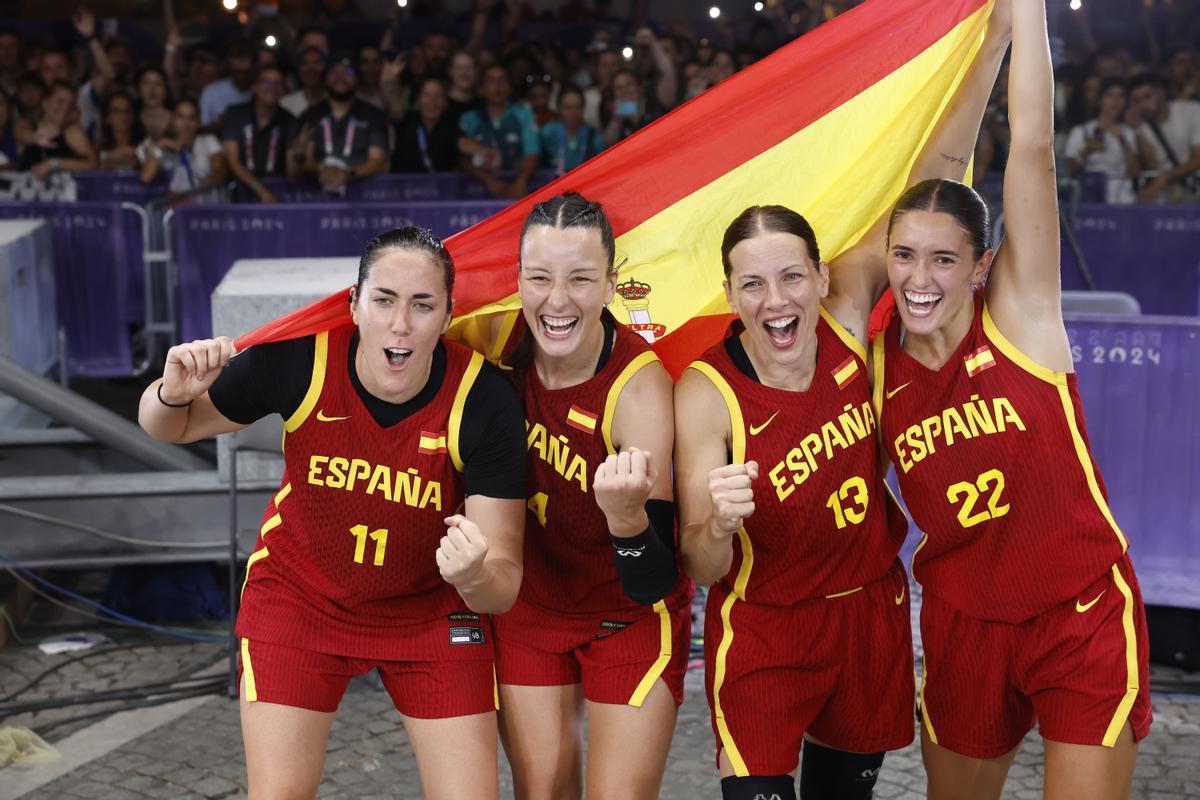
887;209;991;338
349;249;452;403
518;225;615;363
449;52;477;93
725;231;828;371
42;85;76;128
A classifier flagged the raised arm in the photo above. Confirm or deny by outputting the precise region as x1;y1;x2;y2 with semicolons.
825;0;1013;344
984;0;1073;372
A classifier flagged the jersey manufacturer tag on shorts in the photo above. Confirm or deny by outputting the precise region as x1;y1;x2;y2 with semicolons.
449;626;485;645
595;619;631;640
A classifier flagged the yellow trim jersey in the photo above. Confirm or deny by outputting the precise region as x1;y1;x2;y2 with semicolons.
689;309;907;606
874;290;1127;623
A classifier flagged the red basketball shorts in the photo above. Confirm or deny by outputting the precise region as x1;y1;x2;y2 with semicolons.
238;637;497;718
919;553;1152;758
704;560;916;777
493;595;691;707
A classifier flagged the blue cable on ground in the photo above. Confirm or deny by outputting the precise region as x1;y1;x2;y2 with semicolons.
0;551;226;643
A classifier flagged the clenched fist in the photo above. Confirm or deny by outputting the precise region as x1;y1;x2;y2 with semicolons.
160;336;235;406
708;461;759;538
436;514;489;589
594;447;656;538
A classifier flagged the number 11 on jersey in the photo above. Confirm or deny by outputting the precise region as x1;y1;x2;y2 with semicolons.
350;524;388;566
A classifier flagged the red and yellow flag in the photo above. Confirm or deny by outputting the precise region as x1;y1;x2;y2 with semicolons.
236;0;994;376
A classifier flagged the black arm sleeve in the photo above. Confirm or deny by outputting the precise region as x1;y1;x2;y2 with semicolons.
459;362;527;499
206;336;315;425
610;498;679;606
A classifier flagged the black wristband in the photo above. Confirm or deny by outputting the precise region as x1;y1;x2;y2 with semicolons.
157;383;193;408
610;513;678;606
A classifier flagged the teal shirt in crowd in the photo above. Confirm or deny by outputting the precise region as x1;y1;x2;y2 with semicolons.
539;121;604;174
460;104;540;171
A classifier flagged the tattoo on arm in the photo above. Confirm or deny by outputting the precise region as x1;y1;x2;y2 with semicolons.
939;152;970;167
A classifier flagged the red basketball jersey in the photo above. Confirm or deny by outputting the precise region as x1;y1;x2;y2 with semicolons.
873;291;1128;623
505;313;691;614
236;327;490;660
690;307;907;605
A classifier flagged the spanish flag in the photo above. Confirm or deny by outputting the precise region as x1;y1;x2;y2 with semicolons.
964;345;997;377
236;0;995;376
418;430;448;455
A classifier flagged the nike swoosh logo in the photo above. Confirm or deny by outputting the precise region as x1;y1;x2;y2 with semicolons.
316;410;350;422
885;381;912;400
895;588;905;605
749;411;780;436
1076;590;1106;613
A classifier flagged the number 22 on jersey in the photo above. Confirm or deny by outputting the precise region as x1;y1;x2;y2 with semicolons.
946;469;1009;528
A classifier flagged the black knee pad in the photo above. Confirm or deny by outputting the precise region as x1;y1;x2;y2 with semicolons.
721;774;797;800
798;741;885;800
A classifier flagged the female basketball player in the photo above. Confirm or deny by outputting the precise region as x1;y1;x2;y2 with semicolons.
482;193;691;799
138;227;527;800
872;1;1151;797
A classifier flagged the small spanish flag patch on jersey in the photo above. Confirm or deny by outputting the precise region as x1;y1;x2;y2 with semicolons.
418;430;447;455
964;345;997;377
832;355;860;389
566;405;598;434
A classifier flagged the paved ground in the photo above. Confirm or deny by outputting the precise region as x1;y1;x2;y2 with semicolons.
2;584;1199;798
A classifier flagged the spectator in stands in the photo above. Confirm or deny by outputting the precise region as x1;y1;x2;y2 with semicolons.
181;43;221;105
0;91;16;168
538;85;602;175
14;73;44;124
1129;73;1200;203
392;76;460;173
96;90;143;170
603;68;659;147
222;65;295;203
459;63;539;199
356;43;385;109
583;47;620;128
1063;71;1102;132
446;50;480;126
137;66;174;141
1164;46;1200;102
292;55;389;192
14;80;96;178
139;98;227;200
418;30;454;81
290;27;330;64
709;50;736;85
37;46;72;88
0;28;19;97
71;8;124;142
1064;77;1147;204
200;38;255;127
524;73;555;126
280;46;327;118
630;27;678;112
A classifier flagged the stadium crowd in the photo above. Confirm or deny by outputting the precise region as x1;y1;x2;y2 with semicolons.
0;0;1197;204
